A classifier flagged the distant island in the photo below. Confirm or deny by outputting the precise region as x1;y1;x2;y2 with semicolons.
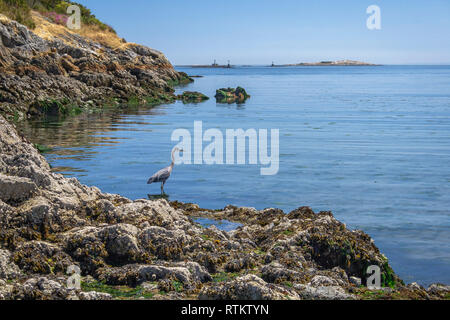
276;60;380;67
178;60;379;68
178;60;234;68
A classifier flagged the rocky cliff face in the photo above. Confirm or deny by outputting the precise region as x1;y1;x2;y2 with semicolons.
0;114;448;300
0;13;190;121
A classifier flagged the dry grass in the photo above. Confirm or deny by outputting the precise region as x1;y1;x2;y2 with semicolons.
30;10;132;50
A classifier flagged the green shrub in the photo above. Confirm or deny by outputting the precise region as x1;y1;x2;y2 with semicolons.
0;0;116;32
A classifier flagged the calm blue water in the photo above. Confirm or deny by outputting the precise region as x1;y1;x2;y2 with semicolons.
18;65;450;286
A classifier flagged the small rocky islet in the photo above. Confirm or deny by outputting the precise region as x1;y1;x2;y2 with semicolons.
177;91;209;104
0;4;448;301
215;87;251;104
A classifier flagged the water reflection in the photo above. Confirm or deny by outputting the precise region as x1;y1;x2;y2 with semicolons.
16;106;167;175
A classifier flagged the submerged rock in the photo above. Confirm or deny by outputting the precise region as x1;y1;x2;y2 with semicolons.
214;87;250;104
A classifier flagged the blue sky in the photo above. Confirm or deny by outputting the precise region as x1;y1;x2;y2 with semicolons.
75;0;450;65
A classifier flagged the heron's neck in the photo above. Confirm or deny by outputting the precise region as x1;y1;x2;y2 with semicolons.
170;149;176;168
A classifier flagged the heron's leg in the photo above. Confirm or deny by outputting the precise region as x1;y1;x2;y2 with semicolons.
161;182;164;195
162;181;166;195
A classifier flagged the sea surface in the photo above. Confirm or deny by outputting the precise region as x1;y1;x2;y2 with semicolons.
17;65;450;286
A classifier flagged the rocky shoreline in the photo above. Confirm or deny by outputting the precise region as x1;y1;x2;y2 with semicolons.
0;115;449;300
0;6;448;301
0;13;192;122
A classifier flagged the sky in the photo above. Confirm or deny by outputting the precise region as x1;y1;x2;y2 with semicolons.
75;0;450;65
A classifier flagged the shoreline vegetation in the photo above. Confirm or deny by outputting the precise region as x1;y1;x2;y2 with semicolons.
0;1;448;300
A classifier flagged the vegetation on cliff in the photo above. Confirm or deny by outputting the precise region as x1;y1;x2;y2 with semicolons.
0;0;114;32
0;3;194;122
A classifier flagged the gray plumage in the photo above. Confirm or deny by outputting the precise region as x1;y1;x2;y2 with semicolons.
147;147;183;194
147;166;172;184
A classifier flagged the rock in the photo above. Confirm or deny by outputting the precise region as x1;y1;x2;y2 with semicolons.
138;226;192;260
98;224;140;261
349;276;362;287
0;249;20;279
293;284;355;300
261;262;304;284
181;262;212;283
198;275;299;300
13;241;74;275
214;87;250;104
78;291;112;300
141;282;158;291
0;279;13;300
177;91;209;104
407;282;423;291
309;275;339;287
96;263;207;287
225;255;256;273
0;173;37;204
12;277;73;300
427;283;450;298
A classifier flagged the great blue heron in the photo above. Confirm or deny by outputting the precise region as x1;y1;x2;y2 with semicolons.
147;147;183;194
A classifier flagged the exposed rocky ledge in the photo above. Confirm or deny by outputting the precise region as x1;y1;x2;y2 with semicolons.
0;13;192;122
0;115;448;300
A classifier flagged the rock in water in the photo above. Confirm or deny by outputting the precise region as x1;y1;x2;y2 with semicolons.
214;87;250;104
177;91;209;104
